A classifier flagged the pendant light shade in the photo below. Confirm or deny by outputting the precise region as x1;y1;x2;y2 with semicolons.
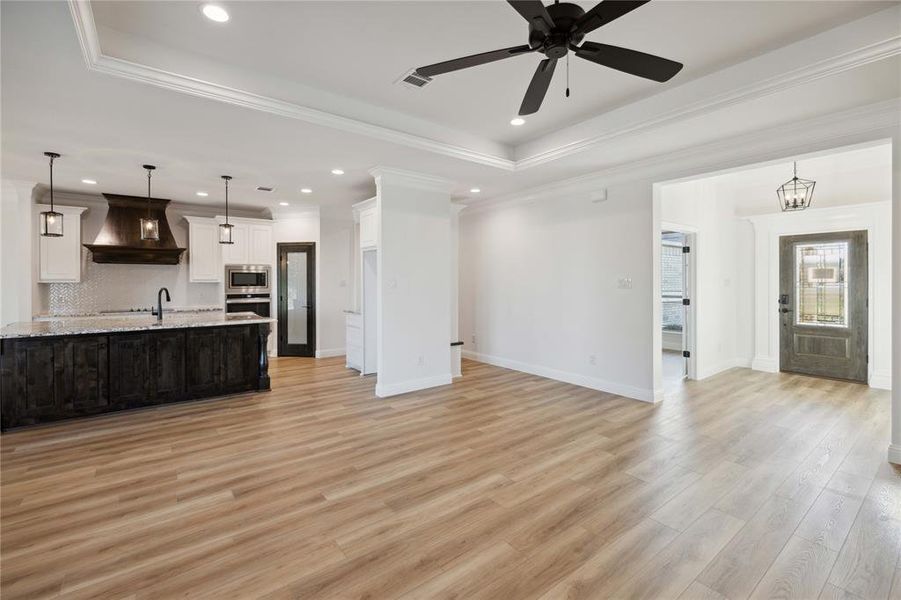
140;164;160;241
39;152;64;237
777;161;815;212
219;175;234;244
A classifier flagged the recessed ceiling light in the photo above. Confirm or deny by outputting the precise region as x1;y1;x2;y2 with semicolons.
331;168;345;175
201;4;229;23
81;179;97;185
510;117;526;126
279;202;289;206
196;191;209;197
470;188;481;193
300;188;312;194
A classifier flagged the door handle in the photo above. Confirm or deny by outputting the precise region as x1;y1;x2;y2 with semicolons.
780;308;793;314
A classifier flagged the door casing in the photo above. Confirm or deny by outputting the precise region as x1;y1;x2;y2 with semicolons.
778;230;868;382
277;243;316;357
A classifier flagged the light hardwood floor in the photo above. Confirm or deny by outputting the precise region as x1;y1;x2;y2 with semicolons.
1;357;899;599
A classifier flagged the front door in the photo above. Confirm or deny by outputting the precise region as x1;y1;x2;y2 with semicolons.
779;231;867;382
277;243;316;357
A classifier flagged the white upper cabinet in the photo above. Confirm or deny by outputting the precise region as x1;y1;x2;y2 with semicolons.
355;198;377;250
216;217;273;266
37;205;87;283
185;216;222;282
248;224;273;265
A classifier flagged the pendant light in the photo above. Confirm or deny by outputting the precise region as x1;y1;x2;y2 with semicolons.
39;152;63;237
140;164;160;240
219;175;234;244
777;161;815;212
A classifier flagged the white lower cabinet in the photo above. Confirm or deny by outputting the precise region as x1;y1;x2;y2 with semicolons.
346;312;363;371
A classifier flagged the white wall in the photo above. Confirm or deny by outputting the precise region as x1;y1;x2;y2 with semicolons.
319;216;353;356
660;179;755;381
375;168;452;397
0;180;36;326
460;181;657;402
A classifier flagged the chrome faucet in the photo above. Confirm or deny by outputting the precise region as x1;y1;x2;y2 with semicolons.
155;287;171;321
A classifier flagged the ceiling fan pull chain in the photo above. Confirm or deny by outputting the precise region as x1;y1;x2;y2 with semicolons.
565;52;570;98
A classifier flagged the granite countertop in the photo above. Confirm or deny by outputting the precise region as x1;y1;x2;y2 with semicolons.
1;312;274;339
34;306;224;319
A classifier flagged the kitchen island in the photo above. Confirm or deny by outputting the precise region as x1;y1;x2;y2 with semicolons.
0;312;272;429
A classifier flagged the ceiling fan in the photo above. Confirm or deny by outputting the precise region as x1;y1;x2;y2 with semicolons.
415;0;683;116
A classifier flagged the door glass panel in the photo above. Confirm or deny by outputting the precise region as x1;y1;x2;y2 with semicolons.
286;251;308;344
795;241;848;327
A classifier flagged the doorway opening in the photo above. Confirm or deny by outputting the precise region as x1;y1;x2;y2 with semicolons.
779;230;868;382
660;229;696;390
277;243;316;357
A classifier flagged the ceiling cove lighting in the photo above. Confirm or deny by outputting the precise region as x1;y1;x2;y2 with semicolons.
202;4;229;23
140;165;160;241
279;202;290;206
300;188;312;194
777;161;815;212
196;191;209;197
39;152;63;237
470;188;481;193
81;178;97;185
510;117;526;126
331;168;345;175
219;175;235;244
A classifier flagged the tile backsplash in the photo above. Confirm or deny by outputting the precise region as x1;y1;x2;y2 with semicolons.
45;257;222;315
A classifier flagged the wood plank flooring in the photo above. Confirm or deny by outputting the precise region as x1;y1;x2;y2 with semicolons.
1;357;899;599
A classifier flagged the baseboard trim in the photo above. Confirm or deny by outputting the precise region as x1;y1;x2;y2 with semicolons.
751;357;779;373
375;373;453;398
888;444;901;465
463;350;656;403
315;348;346;359
869;371;892;390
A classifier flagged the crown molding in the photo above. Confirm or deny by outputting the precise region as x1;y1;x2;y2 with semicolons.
69;1;899;174
369;167;456;194
463;99;900;216
66;1;515;172
516;36;901;170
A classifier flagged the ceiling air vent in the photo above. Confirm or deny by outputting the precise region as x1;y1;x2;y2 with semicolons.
256;186;274;192
396;69;432;90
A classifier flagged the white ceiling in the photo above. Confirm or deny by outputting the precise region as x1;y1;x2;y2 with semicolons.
89;0;893;146
1;1;898;214
664;142;893;217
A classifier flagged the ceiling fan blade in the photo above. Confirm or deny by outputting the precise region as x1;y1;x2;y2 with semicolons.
574;41;682;82
507;1;555;33
519;58;557;116
417;45;534;77
571;0;650;37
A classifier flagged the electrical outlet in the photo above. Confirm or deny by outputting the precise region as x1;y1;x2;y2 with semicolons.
471;334;476;344
589;355;597;365
617;277;633;290
417;355;424;366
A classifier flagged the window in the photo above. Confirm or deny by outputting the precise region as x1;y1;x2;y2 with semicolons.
662;241;683;331
795;241;848;327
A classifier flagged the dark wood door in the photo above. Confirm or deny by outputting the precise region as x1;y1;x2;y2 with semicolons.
221;326;257;393
277;243;316;357
67;336;110;416
109;334;151;407
186;328;222;397
0;339;64;426
151;331;186;403
779;230;867;382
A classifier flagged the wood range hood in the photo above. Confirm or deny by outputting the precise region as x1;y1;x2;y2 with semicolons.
83;194;186;265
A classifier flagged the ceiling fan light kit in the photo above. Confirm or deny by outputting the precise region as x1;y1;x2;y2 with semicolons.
416;0;683;116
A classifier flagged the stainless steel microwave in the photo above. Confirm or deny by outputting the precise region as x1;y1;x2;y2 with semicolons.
225;264;271;294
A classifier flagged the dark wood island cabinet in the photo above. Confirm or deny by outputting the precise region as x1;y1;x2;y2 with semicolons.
0;314;271;429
